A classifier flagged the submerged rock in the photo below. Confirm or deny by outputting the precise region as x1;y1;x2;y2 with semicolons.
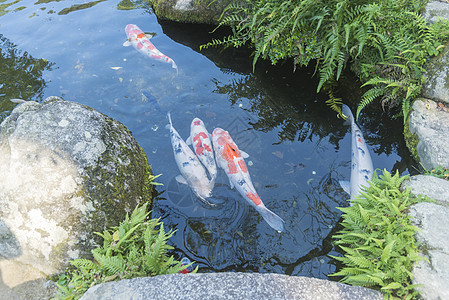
147;0;245;24
403;175;449;300
0;97;152;297
406;99;449;170
79;272;382;300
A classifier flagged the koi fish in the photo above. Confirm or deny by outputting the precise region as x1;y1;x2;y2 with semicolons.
187;118;217;182
167;112;215;206
339;104;374;199
123;24;178;73
212;128;285;232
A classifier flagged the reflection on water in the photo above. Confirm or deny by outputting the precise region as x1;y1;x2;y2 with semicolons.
0;0;417;280
0;0;139;16
0;34;54;121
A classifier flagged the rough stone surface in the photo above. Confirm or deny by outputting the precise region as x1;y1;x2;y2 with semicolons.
422;1;449;24
80;273;383;300
421;1;449;103
407;99;449;169
403;175;449;300
0;97;152;297
422;41;449;104
402;175;449;206
148;0;246;24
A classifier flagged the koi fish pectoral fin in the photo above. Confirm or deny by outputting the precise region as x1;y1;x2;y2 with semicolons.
240;151;249;159
256;206;284;233
228;179;235;189
123;40;132;47
339;180;351;195
176;175;188;185
186;135;192;145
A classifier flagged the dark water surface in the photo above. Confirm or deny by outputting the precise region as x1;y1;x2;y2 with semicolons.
0;0;415;279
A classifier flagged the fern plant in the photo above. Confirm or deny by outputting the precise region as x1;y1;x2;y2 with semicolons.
203;0;449;121
330;170;425;299
55;203;196;300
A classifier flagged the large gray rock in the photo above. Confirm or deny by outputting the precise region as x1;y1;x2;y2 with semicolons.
421;1;449;103
402;175;449;206
80;272;383;300
422;1;449;24
0;97;152;297
422;42;449;104
407;99;449;169
147;0;246;24
403;175;449;300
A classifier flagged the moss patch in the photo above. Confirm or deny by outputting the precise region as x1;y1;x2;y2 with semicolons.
403;108;420;163
146;0;236;24
76;115;153;254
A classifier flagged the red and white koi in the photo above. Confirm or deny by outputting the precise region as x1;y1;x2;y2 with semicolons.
339;104;374;200
212;128;284;232
187;118;217;182
123;24;178;73
167;112;215;206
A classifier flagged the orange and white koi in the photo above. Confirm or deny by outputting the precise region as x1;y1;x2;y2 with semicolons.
187;118;217;182
212;128;284;232
123;24;178;73
167;112;215;206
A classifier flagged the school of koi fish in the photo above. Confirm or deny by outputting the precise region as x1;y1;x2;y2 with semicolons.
166;105;373;234
167;113;285;233
122;24;373;234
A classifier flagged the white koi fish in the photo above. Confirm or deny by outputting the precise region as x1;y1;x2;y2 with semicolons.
212;128;285;232
187;118;217;182
339;104;374;199
167;112;215;206
123;24;178;73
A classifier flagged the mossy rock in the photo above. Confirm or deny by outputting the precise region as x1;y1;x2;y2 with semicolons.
0;97;153;282
146;0;245;24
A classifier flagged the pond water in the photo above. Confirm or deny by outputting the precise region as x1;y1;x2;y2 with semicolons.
0;0;416;279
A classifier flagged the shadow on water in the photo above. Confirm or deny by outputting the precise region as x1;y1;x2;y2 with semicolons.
151;21;418;278
0;34;54;122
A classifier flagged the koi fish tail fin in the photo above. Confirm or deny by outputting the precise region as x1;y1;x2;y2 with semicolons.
172;60;178;75
165;112;174;131
196;194;217;208
341;104;354;125
256;205;285;233
167;112;173;126
208;175;216;189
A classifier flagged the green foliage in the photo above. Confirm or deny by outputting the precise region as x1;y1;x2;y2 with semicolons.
55;203;196;300
423;165;449;181
330;170;426;299
149;173;164;186
203;0;449;122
